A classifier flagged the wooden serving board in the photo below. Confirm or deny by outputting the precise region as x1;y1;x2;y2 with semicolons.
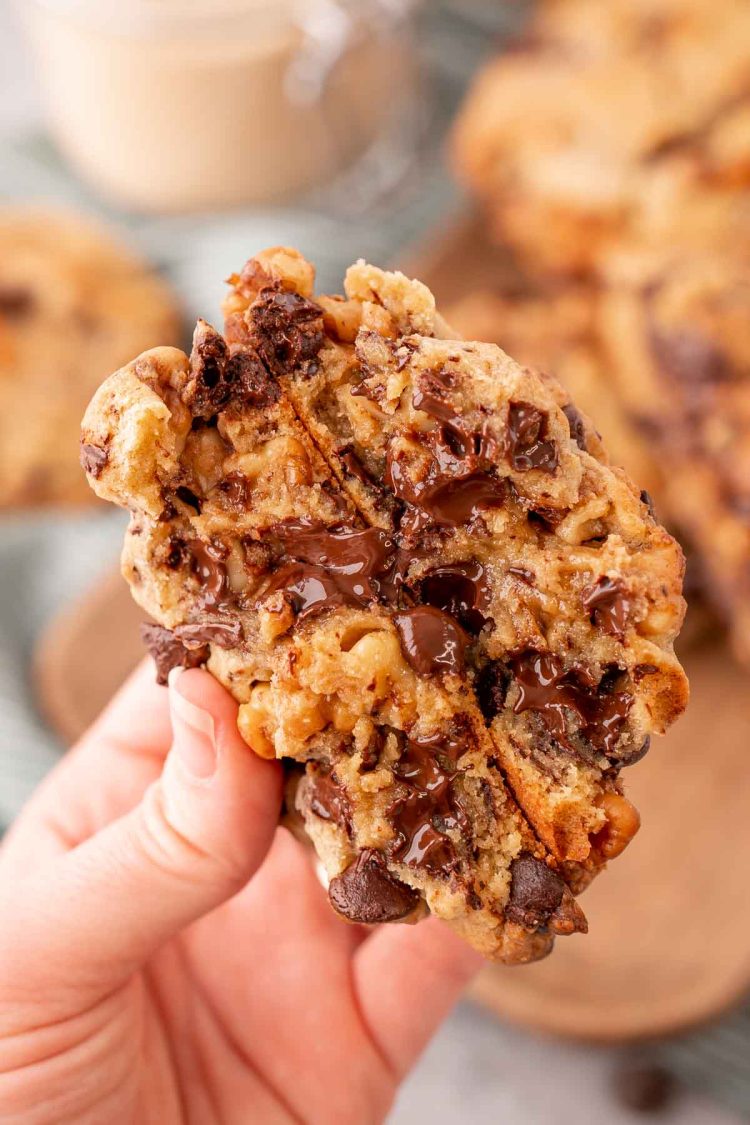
33;216;750;1042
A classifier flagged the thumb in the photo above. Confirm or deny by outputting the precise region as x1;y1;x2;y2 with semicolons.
0;668;282;1011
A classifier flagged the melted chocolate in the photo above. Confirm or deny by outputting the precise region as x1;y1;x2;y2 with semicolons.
328;850;420;923
387;455;507;533
512;652;633;758
188;539;231;609
264;521;401;619
505;402;558;472
387;728;467;874
79;442;109;478
562;403;588;451
393;607;469;676
309;769;351;831
417;561;491;635
218;472;250;510
582;577;630;638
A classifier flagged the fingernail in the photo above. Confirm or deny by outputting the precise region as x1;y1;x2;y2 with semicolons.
168;667;217;780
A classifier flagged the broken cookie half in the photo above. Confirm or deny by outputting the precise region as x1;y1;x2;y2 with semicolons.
80;248;687;962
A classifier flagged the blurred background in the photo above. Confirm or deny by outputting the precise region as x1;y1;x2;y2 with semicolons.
2;1;750;1121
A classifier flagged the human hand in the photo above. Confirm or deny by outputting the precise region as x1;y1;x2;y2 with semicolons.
0;662;481;1124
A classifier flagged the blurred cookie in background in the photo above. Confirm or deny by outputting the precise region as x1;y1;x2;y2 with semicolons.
599;253;750;665
0;209;181;507
450;0;750;279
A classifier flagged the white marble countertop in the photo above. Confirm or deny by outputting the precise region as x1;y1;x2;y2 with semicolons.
0;5;745;1122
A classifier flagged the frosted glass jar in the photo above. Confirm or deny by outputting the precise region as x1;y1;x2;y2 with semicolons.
23;0;420;212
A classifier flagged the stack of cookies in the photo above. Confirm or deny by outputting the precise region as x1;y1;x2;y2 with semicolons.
451;0;750;664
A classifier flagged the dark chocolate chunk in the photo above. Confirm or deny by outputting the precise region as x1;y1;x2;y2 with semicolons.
328;850;420;923
263;520;400;620
175;485;202;514
225;349;279;408
417;561;491;635
386;453;507;533
506;854;565;928
184;320;278;418
393;607;469;676
141;622;209;685
505;402;558;473
246;285;325;379
475;661;510;724
309;769;351;831
79;441;109;478
582;576;630;638
387;727;467;874
185;319;232;416
217;472;250;510
612;1062;675;1114
562;402;587;451
512;652;633;759
640;489;656;517
188;539;231;609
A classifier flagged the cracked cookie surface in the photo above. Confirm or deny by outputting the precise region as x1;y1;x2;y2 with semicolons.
82;249;687;960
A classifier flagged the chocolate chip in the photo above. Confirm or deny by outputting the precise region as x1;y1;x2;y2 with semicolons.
512;652;633;759
185;319;231;416
640;489;656;517
188;539;231;610
505;402;558;472
225;349;279;408
562;403;588;451
386;728;466;874
141;622;209;685
184;320;278;418
263;520;400;621
309;769;351;831
582;576;630;638
393;606;469;676
79;441;109;478
506;854;565;928
417;561;491;635
246;285;325;379
475;661;510;724
612;1063;675;1114
328;850;420;923
175;486;202;514
217;472;250;510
